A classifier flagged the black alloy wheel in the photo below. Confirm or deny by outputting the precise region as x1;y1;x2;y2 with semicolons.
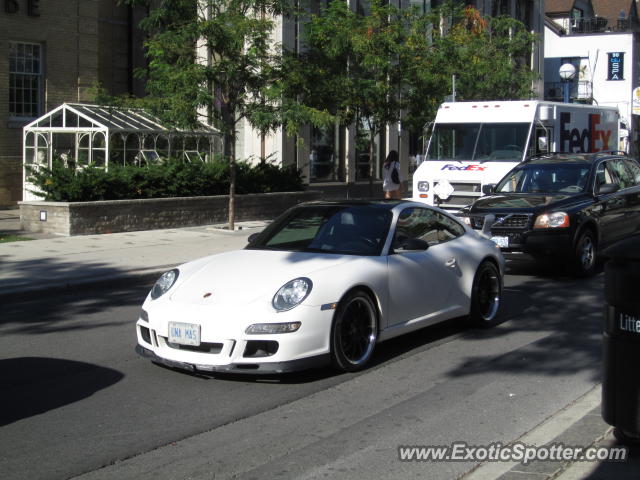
469;261;502;327
330;289;378;372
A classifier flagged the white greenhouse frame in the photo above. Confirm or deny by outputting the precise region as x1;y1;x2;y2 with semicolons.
23;103;222;200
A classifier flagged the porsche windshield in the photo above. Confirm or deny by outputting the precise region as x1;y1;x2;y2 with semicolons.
495;164;591;194
426;123;530;162
248;205;392;255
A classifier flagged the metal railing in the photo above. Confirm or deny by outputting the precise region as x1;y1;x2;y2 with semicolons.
544;81;593;102
555;16;638;34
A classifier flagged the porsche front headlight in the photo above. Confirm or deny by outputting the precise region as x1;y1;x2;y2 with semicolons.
150;268;179;299
272;277;312;311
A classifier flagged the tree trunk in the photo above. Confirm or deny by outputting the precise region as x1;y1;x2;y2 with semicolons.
368;131;376;198
225;131;236;231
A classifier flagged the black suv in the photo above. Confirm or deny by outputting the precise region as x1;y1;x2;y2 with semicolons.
459;152;640;275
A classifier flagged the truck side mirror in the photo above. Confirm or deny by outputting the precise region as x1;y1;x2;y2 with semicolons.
482;184;495;195
538;136;549;152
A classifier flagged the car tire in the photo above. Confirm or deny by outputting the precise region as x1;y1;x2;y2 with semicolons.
573;230;597;277
469;261;502;327
330;289;378;372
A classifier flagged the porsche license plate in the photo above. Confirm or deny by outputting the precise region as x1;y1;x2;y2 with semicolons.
491;236;509;248
168;322;200;346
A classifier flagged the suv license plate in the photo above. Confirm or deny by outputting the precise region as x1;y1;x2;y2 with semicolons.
491;236;509;248
168;322;201;346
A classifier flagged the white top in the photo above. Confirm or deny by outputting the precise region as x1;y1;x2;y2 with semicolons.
382;161;402;192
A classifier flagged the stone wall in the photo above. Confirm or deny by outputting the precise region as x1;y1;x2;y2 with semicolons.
0;156;22;206
20;191;322;236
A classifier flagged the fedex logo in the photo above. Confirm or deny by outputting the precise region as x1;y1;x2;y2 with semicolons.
441;164;487;171
560;112;613;153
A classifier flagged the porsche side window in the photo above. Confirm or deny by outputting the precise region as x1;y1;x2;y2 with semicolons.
436;214;465;239
395;208;462;247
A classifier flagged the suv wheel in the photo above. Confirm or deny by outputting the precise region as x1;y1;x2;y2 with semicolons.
573;230;597;277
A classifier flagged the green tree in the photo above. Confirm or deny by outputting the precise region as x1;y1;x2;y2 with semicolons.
283;0;437;193
125;0;291;229
431;4;537;102
282;0;536;176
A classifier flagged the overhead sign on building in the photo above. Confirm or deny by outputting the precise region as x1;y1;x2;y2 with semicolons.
608;52;624;81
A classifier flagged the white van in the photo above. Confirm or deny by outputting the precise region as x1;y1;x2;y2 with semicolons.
412;100;620;211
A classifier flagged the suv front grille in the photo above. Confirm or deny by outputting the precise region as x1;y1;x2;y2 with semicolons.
471;214;532;230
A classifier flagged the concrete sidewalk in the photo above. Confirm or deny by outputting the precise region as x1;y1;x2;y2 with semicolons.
2;208;640;479
0;208;267;299
464;385;640;480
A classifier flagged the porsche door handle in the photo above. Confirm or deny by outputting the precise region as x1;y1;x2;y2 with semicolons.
445;258;457;268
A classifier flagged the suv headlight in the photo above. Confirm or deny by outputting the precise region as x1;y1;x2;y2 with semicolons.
534;212;570;229
150;268;179;299
273;277;312;311
417;181;430;192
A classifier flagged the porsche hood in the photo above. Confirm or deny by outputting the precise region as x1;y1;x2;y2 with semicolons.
168;249;357;306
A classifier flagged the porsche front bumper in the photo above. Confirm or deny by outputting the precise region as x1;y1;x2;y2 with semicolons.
135;344;330;374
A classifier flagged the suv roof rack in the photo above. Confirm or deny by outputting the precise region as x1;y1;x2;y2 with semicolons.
524;151;628;163
595;150;627;156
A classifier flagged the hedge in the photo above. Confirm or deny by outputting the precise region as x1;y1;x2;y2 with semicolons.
27;158;305;202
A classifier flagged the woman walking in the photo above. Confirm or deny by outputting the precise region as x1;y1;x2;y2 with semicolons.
382;150;403;199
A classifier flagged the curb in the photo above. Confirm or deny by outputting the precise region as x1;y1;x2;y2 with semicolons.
462;385;605;480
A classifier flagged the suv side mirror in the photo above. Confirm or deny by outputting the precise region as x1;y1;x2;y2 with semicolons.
598;183;620;195
482;184;496;195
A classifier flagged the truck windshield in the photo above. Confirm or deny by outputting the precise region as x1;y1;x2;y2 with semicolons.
426;123;530;162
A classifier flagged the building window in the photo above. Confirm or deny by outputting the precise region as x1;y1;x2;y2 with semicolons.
9;42;43;119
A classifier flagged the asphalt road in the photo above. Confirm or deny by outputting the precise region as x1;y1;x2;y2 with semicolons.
0;260;605;480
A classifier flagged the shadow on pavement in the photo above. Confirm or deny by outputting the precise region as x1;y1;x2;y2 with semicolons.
445;259;605;383
1;284;151;335
584;437;640;479
0;357;124;426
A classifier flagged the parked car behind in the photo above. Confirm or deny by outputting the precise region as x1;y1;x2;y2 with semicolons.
459;152;640;276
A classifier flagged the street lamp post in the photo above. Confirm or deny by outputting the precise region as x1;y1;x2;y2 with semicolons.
559;63;577;103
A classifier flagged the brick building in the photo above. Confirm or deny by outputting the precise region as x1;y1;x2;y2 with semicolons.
0;0;146;206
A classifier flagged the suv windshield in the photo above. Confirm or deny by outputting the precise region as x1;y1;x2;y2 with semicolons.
496;163;591;194
427;123;530;162
247;205;392;256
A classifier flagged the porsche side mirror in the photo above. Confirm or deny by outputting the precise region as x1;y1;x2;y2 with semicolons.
482;184;496;195
247;232;261;244
597;183;620;195
399;237;430;251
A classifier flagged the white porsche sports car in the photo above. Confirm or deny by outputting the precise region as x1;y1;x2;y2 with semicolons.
136;200;504;374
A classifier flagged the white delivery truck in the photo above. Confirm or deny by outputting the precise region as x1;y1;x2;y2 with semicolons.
412;100;620;211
